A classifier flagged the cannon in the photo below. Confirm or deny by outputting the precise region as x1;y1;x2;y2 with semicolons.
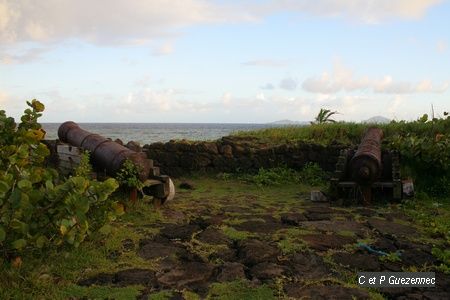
57;121;175;204
330;128;402;205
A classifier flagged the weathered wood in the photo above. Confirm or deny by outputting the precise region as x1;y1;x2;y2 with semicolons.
57;144;83;155
58;153;82;164
58;159;79;170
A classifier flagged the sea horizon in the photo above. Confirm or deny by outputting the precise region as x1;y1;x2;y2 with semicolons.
41;122;287;145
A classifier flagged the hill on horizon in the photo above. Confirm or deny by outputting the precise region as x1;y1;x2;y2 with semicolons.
363;116;391;124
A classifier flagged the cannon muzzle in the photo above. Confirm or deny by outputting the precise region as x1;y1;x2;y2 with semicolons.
58;121;152;181
349;127;383;185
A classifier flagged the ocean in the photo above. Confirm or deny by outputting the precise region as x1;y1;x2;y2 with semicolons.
42;123;274;145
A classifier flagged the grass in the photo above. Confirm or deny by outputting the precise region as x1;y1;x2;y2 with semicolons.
206;280;275;300
2;176;449;298
233;117;450;146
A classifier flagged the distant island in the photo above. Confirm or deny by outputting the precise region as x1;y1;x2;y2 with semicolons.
363;116;391;124
269;116;391;125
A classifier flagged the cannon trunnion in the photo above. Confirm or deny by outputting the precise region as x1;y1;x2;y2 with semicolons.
330;128;402;205
57;121;175;203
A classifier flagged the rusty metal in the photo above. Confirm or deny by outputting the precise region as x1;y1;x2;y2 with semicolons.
58;121;151;181
330;127;403;205
350;127;383;185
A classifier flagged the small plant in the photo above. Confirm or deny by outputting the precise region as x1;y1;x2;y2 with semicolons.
116;159;144;190
240;166;300;186
74;151;93;178
432;247;450;274
299;162;326;186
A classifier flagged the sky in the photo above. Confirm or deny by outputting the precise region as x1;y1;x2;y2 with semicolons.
0;0;449;123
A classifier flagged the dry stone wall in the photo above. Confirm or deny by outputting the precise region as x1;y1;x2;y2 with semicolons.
143;136;347;177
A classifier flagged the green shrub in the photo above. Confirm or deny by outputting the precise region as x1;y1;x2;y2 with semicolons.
243;167;298;186
298;162;326;186
0;100;121;258
115;159;144;190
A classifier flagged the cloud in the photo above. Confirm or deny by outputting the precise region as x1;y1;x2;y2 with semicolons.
0;47;49;64
0;90;8;104
302;62;449;94
0;0;256;45
221;91;267;109
242;59;288;67
373;76;449;94
279;77;298;91
261;0;442;24
119;88;212;114
436;39;448;53
260;83;275;90
152;43;174;56
0;0;440;48
302;62;370;93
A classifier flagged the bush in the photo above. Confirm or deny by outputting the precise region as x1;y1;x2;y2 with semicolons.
0;100;121;258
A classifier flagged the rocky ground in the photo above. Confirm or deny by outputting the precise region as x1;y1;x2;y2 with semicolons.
73;178;450;299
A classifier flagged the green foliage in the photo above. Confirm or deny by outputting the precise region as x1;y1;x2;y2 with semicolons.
239;164;326;187
379;252;402;263
63;285;142;299
432;248;450;274
74;151;93;178
242;167;299;186
299;162;326;186
206;280;275;300
221;226;254;240
313;108;339;124
387;115;450;196
0;100;121;257
116;159;144;190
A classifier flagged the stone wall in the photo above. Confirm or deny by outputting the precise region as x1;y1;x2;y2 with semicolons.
143;136;347;177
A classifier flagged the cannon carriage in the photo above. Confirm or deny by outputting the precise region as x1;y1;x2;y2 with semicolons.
56;121;175;204
330;128;403;205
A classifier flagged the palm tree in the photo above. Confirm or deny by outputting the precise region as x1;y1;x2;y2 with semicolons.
313;108;339;124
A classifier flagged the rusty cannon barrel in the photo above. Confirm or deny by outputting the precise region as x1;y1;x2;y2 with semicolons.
58;121;151;181
349;127;383;185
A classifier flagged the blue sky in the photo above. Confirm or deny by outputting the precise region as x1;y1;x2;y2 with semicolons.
0;0;449;123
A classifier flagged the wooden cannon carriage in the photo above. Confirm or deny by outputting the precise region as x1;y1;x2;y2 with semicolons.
56;121;175;204
330;128;402;205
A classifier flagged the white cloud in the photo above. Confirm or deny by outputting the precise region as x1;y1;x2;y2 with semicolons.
0;47;49;64
152;43;174;56
222;92;232;107
279;77;298;91
0;90;8;104
302;62;370;93
303;62;449;94
260;83;275;90
388;95;404;115
374;76;449;94
119;88;212;114
436;39;448;53
242;59;288;67
220;92;267;109
0;0;256;45
0;0;440;48
261;0;442;24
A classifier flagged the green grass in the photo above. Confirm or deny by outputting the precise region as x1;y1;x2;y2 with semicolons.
233;117;450;146
206;280;275;300
233;122;366;145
